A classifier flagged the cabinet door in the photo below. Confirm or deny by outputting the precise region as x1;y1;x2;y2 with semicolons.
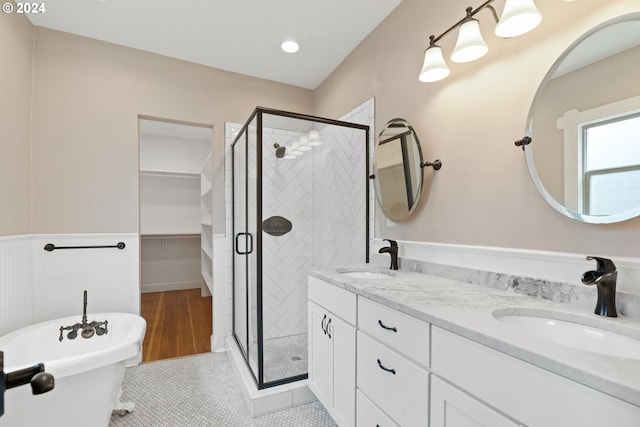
331;314;356;427
308;302;333;408
431;376;518;427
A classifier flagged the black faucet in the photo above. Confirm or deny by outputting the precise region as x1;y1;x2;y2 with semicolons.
1;351;55;417
59;290;108;341
378;239;399;270
581;256;618;317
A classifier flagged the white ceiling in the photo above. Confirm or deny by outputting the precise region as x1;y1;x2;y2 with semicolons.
27;0;402;89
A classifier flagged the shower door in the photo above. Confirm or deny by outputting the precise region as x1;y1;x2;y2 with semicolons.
232;119;259;379
232;107;370;390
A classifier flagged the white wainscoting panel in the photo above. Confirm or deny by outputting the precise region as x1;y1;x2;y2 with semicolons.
0;235;34;336
32;234;140;323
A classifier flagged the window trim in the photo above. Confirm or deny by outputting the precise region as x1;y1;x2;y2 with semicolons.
556;94;640;213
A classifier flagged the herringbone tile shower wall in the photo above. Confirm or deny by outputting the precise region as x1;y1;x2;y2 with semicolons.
260;120;368;339
261;129;315;339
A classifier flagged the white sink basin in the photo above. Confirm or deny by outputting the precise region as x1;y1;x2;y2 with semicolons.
335;267;393;280
493;308;640;359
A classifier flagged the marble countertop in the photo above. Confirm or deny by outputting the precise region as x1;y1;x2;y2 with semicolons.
309;265;640;408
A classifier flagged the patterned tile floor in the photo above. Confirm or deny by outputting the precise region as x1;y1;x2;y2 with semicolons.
109;352;336;427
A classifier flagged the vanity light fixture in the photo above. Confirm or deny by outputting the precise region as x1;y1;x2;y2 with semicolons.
419;0;543;83
451;14;488;63
495;0;542;37
418;43;450;82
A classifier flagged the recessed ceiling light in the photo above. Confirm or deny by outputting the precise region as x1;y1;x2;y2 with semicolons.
281;40;300;53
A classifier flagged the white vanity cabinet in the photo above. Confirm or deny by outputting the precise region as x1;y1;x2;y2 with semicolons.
308;277;357;427
356;297;430;427
309;274;640;427
431;326;640;427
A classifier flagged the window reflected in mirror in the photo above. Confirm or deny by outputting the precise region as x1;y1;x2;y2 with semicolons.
583;113;640;215
525;13;640;223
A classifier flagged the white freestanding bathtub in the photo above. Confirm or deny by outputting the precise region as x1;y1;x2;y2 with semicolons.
0;313;146;427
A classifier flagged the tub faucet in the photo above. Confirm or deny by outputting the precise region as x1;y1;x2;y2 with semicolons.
59;290;108;342
379;239;399;270
1;351;55;417
581;256;618;317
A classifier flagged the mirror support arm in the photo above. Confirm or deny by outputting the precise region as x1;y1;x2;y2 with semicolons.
421;159;443;170
515;136;532;150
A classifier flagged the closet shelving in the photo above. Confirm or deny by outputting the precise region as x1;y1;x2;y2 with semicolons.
139;119;213;294
139;170;202;236
200;150;214;295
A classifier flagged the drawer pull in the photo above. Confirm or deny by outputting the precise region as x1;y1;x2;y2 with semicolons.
378;319;397;333
321;314;327;334
326;318;332;339
377;358;396;375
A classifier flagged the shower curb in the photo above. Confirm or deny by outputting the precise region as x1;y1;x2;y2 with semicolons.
225;336;316;417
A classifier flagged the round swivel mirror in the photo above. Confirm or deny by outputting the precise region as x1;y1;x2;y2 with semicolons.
373;119;425;222
525;13;640;223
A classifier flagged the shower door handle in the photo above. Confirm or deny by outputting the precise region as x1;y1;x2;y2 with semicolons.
235;232;253;255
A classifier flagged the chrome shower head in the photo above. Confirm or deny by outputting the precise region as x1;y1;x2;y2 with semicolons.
274;143;286;159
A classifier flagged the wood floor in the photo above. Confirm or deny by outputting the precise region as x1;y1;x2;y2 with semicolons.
141;289;212;363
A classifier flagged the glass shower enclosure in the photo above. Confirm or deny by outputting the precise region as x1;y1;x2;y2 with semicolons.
232;107;370;389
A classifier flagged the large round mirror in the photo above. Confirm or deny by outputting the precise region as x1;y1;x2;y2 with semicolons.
373;118;424;222
525;13;640;223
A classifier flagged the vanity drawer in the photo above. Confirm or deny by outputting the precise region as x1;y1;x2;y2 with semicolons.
308;276;357;325
356;390;399;427
358;296;430;367
357;331;429;427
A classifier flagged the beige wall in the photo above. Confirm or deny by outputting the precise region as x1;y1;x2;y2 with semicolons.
0;11;33;236
314;0;640;257
31;28;313;234
6;0;640;257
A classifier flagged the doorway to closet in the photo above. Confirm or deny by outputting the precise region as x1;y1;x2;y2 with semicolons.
138;117;214;362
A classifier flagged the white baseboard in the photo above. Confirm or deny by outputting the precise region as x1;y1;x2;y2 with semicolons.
141;280;202;294
212;335;226;353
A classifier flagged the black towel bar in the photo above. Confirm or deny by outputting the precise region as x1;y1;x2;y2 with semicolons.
43;242;126;252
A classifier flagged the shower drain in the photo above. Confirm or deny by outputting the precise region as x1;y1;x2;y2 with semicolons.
290;356;302;361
